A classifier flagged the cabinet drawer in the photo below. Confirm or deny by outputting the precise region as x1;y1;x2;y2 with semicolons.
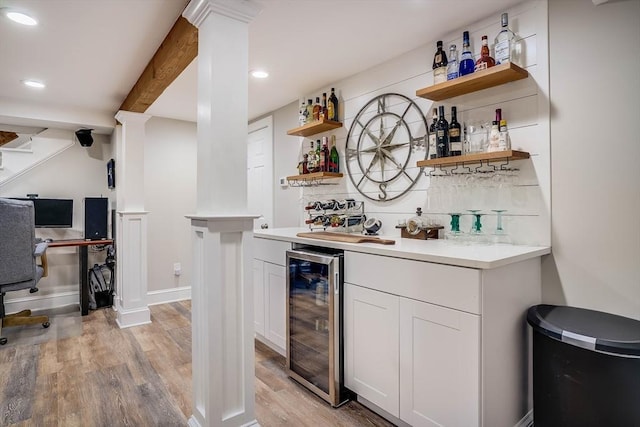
253;237;290;266
344;251;481;314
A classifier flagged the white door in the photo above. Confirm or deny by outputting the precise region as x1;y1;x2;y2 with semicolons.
344;283;400;417
248;116;273;230
264;262;286;354
399;297;481;427
253;259;265;337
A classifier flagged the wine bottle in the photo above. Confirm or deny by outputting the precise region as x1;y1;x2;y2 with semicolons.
428;108;438;159
329;135;339;172
459;31;475;77
305;99;314;124
313;97;321;121
447;44;459;81
449;106;462;156
322;92;328;120
475;35;495;71
436;105;449;158
321;137;330;172
302;154;309;174
307;141;317;172
432;40;448;84
316;139;322;171
328;88;339;121
299;100;307;126
494;12;518;65
498;119;511;151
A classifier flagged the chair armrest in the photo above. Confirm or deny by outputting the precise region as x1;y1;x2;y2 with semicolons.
34;242;48;256
40;253;49;277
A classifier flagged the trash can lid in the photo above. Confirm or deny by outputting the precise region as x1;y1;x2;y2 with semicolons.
527;304;640;357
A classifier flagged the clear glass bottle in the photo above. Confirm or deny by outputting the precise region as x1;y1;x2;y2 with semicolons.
432;40;448;84
494;12;519;65
498;119;511;151
459;31;475;77
447;44;459;81
475;35;495;71
307;141;317;171
299;100;307;126
305;99;314;124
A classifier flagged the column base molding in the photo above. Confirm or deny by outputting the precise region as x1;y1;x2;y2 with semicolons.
115;306;151;329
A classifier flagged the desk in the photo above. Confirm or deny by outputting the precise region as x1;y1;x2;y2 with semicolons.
48;239;114;315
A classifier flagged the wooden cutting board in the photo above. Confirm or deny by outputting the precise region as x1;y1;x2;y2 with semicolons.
296;231;395;245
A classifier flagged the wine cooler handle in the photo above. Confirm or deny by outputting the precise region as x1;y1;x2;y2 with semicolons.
334;271;340;295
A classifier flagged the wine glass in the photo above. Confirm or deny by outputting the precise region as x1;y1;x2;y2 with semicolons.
467;209;487;244
491;209;512;244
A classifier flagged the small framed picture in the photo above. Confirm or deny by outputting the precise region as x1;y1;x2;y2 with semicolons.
107;159;115;189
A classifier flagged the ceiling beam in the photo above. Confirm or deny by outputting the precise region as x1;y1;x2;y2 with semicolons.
119;16;198;113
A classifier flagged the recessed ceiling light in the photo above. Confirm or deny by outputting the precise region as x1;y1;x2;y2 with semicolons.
22;79;46;89
5;11;38;26
251;70;269;79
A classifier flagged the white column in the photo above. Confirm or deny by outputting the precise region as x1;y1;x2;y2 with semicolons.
183;1;261;427
113;111;152;328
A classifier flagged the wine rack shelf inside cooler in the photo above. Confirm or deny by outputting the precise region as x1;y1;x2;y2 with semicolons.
416;150;530;168
287;119;343;138
287;171;343;187
415;62;529;101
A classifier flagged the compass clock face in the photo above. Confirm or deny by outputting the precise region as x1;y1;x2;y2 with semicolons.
345;93;429;202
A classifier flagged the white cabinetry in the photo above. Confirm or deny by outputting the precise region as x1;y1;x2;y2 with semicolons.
344;251;541;427
344;284;399;417
399;298;480;427
253;237;290;355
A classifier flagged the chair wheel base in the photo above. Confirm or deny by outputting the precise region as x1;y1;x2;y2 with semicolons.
43;322;50;328
0;337;7;345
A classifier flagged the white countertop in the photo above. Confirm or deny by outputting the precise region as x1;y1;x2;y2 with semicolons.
254;227;551;269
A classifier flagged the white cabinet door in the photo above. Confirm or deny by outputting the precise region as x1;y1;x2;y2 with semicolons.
399;298;481;427
253;259;265;337
345;283;400;417
264;262;286;353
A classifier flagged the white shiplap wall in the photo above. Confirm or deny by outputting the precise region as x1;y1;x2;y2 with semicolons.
293;0;549;246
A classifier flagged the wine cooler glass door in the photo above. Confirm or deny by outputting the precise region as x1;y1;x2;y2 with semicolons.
286;249;341;405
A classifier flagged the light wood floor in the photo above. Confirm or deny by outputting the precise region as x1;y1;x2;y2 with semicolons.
0;301;394;426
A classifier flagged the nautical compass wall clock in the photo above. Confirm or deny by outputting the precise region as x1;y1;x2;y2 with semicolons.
345;93;429;202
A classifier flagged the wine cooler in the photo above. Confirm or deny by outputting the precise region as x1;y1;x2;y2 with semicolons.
286;245;349;407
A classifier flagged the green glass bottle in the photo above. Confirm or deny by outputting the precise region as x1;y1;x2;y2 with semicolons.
329;135;339;173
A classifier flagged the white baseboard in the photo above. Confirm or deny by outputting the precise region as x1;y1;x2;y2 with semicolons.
4;291;79;314
116;306;151;329
4;287;191;316
147;286;191;306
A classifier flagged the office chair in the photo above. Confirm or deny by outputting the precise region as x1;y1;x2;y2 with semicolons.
0;198;51;345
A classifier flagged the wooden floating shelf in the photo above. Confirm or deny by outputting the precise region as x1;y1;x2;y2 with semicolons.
416;150;530;168
287;171;343;181
416;62;529;101
287;119;343;137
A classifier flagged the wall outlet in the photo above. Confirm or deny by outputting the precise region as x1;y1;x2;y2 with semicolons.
279;176;288;187
173;262;181;276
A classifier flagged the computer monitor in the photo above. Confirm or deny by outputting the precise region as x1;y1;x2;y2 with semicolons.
12;198;74;228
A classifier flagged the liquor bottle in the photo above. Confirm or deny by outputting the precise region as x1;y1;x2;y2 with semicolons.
475;35;495;71
447;44;459;81
307;141;317;171
299;101;307;126
322;93;328;120
315;140;323;171
498;119;511;151
302;154;309;174
494;12;518;65
432;40;448;85
449;106;462;156
428;108;438;159
305;99;314;124
328;88;339;121
322;137;330;172
313;97;321;121
436;105;449;158
329;135;339;172
459;31;475;77
487;110;501;152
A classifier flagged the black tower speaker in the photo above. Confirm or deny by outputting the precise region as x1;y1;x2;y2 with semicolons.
84;197;108;240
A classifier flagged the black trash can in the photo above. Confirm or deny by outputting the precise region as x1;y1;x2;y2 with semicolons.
527;305;640;427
